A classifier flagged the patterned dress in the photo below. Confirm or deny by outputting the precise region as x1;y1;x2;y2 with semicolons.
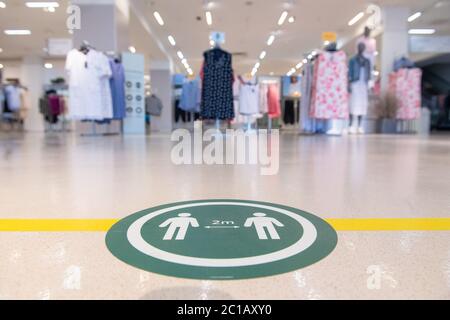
201;48;234;120
389;68;422;120
310;50;349;120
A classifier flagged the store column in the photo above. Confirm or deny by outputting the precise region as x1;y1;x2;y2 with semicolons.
380;6;409;95
21;56;45;132
71;0;129;52
149;61;173;133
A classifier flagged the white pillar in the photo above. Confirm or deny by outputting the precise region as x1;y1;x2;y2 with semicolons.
21;56;45;132
150;61;173;133
71;0;130;52
380;6;410;96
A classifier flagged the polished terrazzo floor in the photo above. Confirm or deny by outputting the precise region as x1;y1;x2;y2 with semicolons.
0;131;449;299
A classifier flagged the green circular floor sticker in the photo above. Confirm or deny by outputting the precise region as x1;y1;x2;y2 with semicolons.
106;200;338;280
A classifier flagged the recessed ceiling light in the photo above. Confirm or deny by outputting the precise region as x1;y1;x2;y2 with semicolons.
205;11;212;26
4;30;32;35
408;12;422;23
153;11;164;26
168;35;176;46
302;58;308;64
296;62;303;69
0;2;6;9
288;16;295;23
0;48;3;53
278;11;288;26
290;68;296;73
177;51;184;59
0;64;3;69
267;35;275;46
254;62;260;69
129;46;136;53
259;51;266;60
47;6;55;13
348;12;365;26
25;2;59;8
409;28;436;35
44;63;53;69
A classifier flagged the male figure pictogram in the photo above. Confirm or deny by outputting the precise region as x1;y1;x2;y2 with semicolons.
159;213;199;240
244;213;284;240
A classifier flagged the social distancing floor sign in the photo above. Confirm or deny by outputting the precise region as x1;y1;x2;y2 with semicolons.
106;200;338;280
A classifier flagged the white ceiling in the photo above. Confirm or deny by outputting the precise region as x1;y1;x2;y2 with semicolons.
1;0;450;75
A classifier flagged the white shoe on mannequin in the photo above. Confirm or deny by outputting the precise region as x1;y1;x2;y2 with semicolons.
358;127;365;134
349;126;357;134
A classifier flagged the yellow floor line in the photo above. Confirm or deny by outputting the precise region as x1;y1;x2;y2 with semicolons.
0;218;450;232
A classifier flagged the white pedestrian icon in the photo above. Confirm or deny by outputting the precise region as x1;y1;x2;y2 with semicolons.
244;213;284;240
159;213;199;240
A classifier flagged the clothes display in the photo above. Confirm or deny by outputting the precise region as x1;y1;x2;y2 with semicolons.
145;94;164;117
231;77;245;124
200;47;234;120
310;50;349;120
65;48;114;120
267;84;281;119
39;91;65;124
389;68;422;120
300;62;315;132
179;79;201;112
239;82;259;115
4;85;22;111
108;58;126;120
259;84;269;114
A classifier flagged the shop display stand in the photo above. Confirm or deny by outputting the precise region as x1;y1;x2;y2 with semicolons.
81;120;122;137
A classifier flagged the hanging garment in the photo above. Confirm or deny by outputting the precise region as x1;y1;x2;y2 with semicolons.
259;84;269;114
145;94;164;116
66;49;101;120
0;87;5;112
4;85;21;111
48;95;64;116
231;77;245;124
267;84;281;119
200;48;234;120
109;58;126;120
239;82;260;115
179;79;201;112
310;50;349;120
284;100;296;125
389;68;422;120
95;51;113;119
300;63;315;132
350;67;369;116
66;49;112;120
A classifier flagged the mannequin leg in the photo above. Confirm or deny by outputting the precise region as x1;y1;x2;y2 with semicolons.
349;115;357;134
357;115;365;134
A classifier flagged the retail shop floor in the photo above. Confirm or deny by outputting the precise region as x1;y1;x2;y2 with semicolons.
0;132;449;299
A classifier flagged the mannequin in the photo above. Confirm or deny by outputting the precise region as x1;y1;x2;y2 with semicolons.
348;43;371;134
356;27;377;74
